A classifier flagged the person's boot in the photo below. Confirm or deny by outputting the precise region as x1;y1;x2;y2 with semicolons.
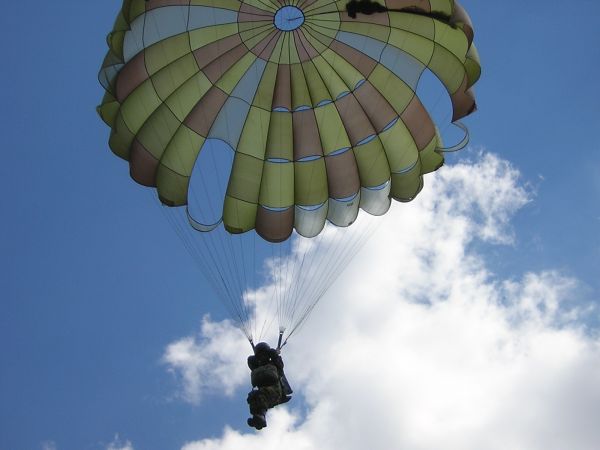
247;413;267;430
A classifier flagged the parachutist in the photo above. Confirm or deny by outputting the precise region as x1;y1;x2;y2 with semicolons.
346;0;388;19
246;342;293;430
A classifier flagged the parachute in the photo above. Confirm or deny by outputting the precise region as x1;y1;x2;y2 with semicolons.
97;0;481;345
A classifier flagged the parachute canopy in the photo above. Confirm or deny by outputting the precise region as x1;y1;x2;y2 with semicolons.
98;0;481;344
98;0;481;243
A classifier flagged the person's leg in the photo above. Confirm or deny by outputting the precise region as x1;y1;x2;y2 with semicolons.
247;390;269;429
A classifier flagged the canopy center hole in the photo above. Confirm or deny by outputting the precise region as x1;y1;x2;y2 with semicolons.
274;6;305;31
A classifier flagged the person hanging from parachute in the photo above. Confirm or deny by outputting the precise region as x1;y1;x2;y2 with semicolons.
246;338;293;430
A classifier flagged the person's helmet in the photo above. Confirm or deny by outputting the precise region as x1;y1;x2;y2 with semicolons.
254;342;271;355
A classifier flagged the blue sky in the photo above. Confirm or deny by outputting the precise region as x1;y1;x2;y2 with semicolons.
1;1;599;450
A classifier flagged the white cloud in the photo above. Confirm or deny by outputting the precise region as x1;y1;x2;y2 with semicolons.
163;316;249;403
106;435;134;450
432;150;531;244
41;441;57;450
166;152;600;450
